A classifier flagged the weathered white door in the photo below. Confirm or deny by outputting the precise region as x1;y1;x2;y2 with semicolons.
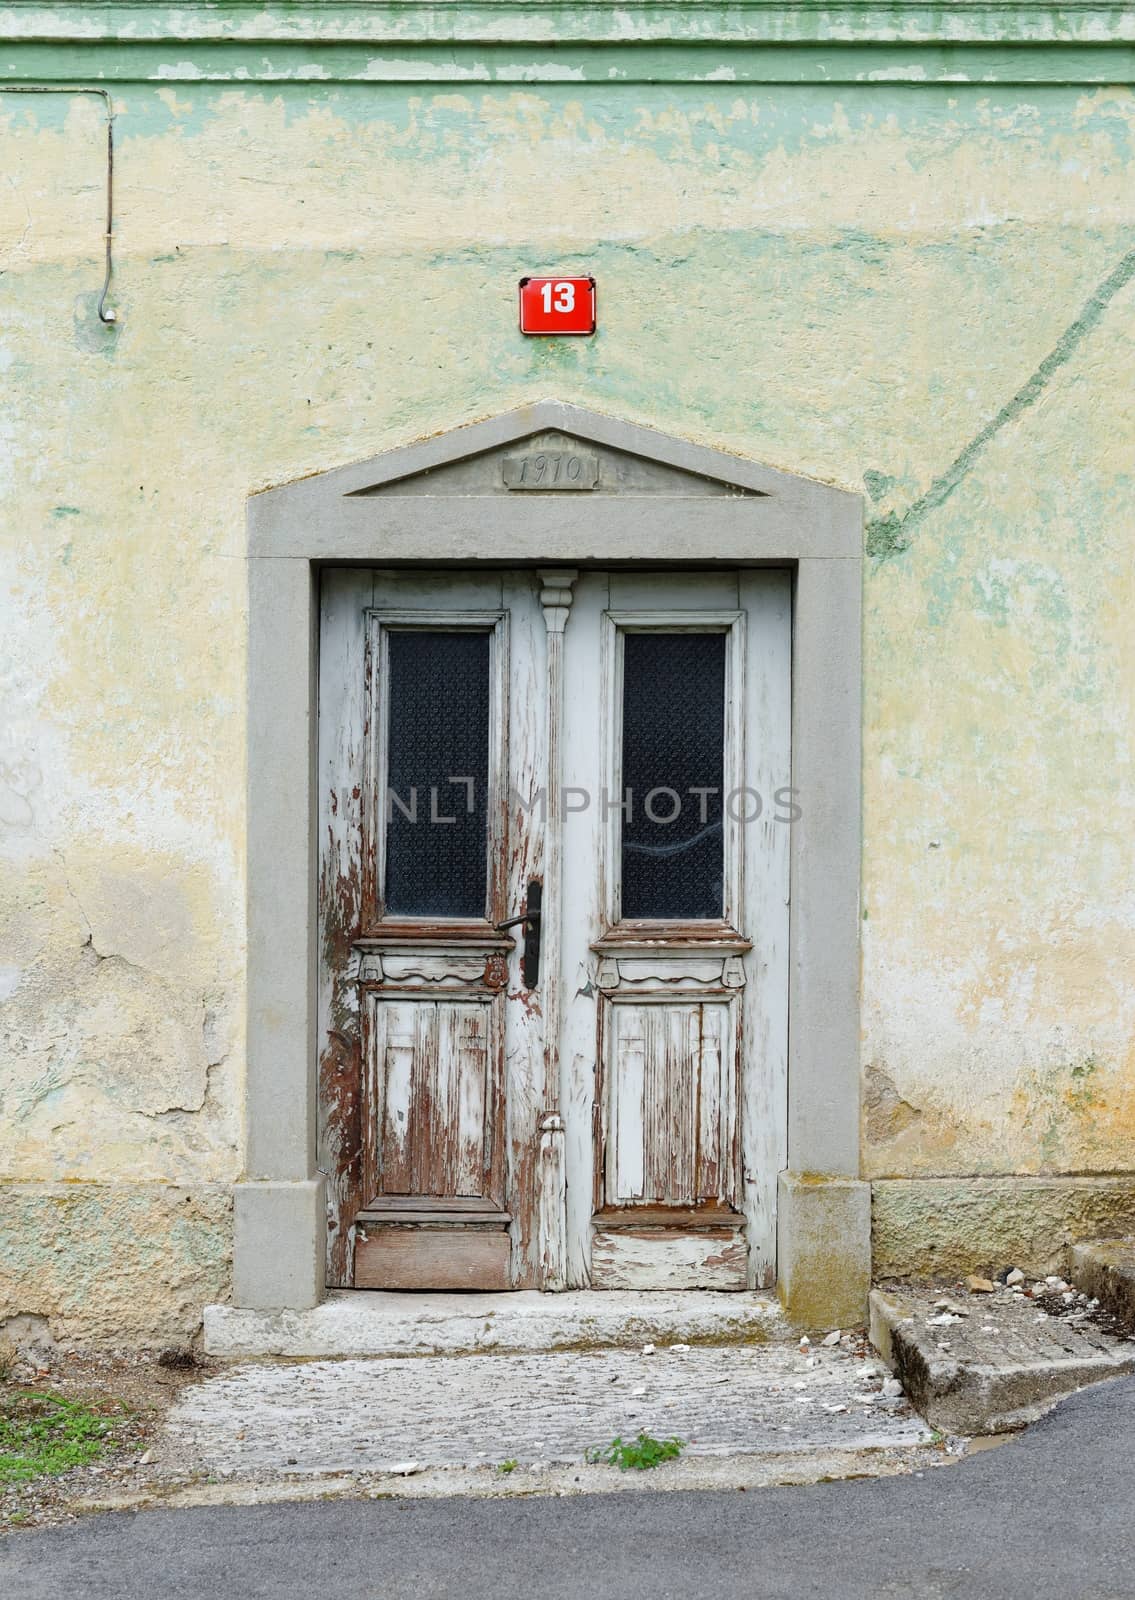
318;569;549;1290
558;571;791;1290
317;567;790;1292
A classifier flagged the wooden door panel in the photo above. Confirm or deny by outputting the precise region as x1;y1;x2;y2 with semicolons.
378;1004;416;1193
605;996;738;1209
366;993;498;1204
590;1226;747;1291
695;1004;728;1200
433;1000;490;1197
611;1008;646;1202
354;1226;511;1292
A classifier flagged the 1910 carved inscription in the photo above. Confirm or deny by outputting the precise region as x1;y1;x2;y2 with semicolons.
502;452;599;490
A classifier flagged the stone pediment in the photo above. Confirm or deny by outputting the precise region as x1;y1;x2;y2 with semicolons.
302;402;792;501
249;400;861;562
347;424;763;499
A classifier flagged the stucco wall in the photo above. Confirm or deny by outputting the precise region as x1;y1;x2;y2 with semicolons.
2;37;1134;1335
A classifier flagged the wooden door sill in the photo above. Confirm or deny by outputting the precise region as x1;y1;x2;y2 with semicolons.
591;1204;742;1232
359;1196;511;1230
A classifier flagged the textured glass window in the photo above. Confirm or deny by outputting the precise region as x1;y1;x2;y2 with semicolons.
621;631;726;920
384;630;491;918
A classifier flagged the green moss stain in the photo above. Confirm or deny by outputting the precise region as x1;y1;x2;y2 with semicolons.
1023;1056;1107;1169
869;245;1135;563
1069;1055;1102;1114
865;510;906;560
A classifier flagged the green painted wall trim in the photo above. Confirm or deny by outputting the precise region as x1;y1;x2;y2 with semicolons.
2;2;1133;48
3;1;1135;82
2;39;1134;83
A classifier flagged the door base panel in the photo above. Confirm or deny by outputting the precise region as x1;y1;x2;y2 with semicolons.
355;1227;511;1291
590;1226;747;1291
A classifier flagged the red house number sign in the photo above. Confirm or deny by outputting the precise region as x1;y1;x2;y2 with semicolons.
519;275;597;336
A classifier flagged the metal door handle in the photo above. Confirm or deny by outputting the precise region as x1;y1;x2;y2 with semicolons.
494;881;542;987
494;912;541;931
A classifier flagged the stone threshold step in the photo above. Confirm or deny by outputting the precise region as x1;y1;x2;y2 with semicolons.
870;1284;1135;1436
1068;1238;1135;1330
164;1343;930;1484
205;1289;786;1358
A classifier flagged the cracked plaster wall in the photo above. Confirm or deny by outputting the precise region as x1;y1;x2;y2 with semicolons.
1;72;1134;1334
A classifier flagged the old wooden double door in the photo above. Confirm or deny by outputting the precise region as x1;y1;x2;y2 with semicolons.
318;567;791;1293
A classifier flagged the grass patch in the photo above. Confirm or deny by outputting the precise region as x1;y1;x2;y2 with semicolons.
0;1391;120;1485
586;1433;684;1472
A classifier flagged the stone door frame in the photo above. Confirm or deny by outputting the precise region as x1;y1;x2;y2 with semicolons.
237;400;867;1326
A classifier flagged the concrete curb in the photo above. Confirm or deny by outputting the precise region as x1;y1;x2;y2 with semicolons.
77;1445;954;1518
869;1287;1135;1436
1067;1240;1135;1330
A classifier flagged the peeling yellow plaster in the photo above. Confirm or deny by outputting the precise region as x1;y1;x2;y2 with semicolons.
862;249;1135;1176
0;851;240;1184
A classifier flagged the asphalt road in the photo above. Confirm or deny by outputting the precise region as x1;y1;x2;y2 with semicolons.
4;1376;1134;1600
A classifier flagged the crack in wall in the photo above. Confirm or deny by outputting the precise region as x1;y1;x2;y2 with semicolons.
53;846;170;985
867;244;1135;562
51;846;93;949
79;932;151;980
6;856;231;1127
147;1051;226;1120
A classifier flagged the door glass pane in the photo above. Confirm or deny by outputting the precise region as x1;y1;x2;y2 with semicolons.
384;629;491;917
621;630;726;920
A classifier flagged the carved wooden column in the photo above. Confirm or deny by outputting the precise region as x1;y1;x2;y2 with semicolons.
537;568;577;1290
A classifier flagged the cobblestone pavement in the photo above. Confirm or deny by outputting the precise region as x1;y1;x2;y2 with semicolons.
161;1340;931;1478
